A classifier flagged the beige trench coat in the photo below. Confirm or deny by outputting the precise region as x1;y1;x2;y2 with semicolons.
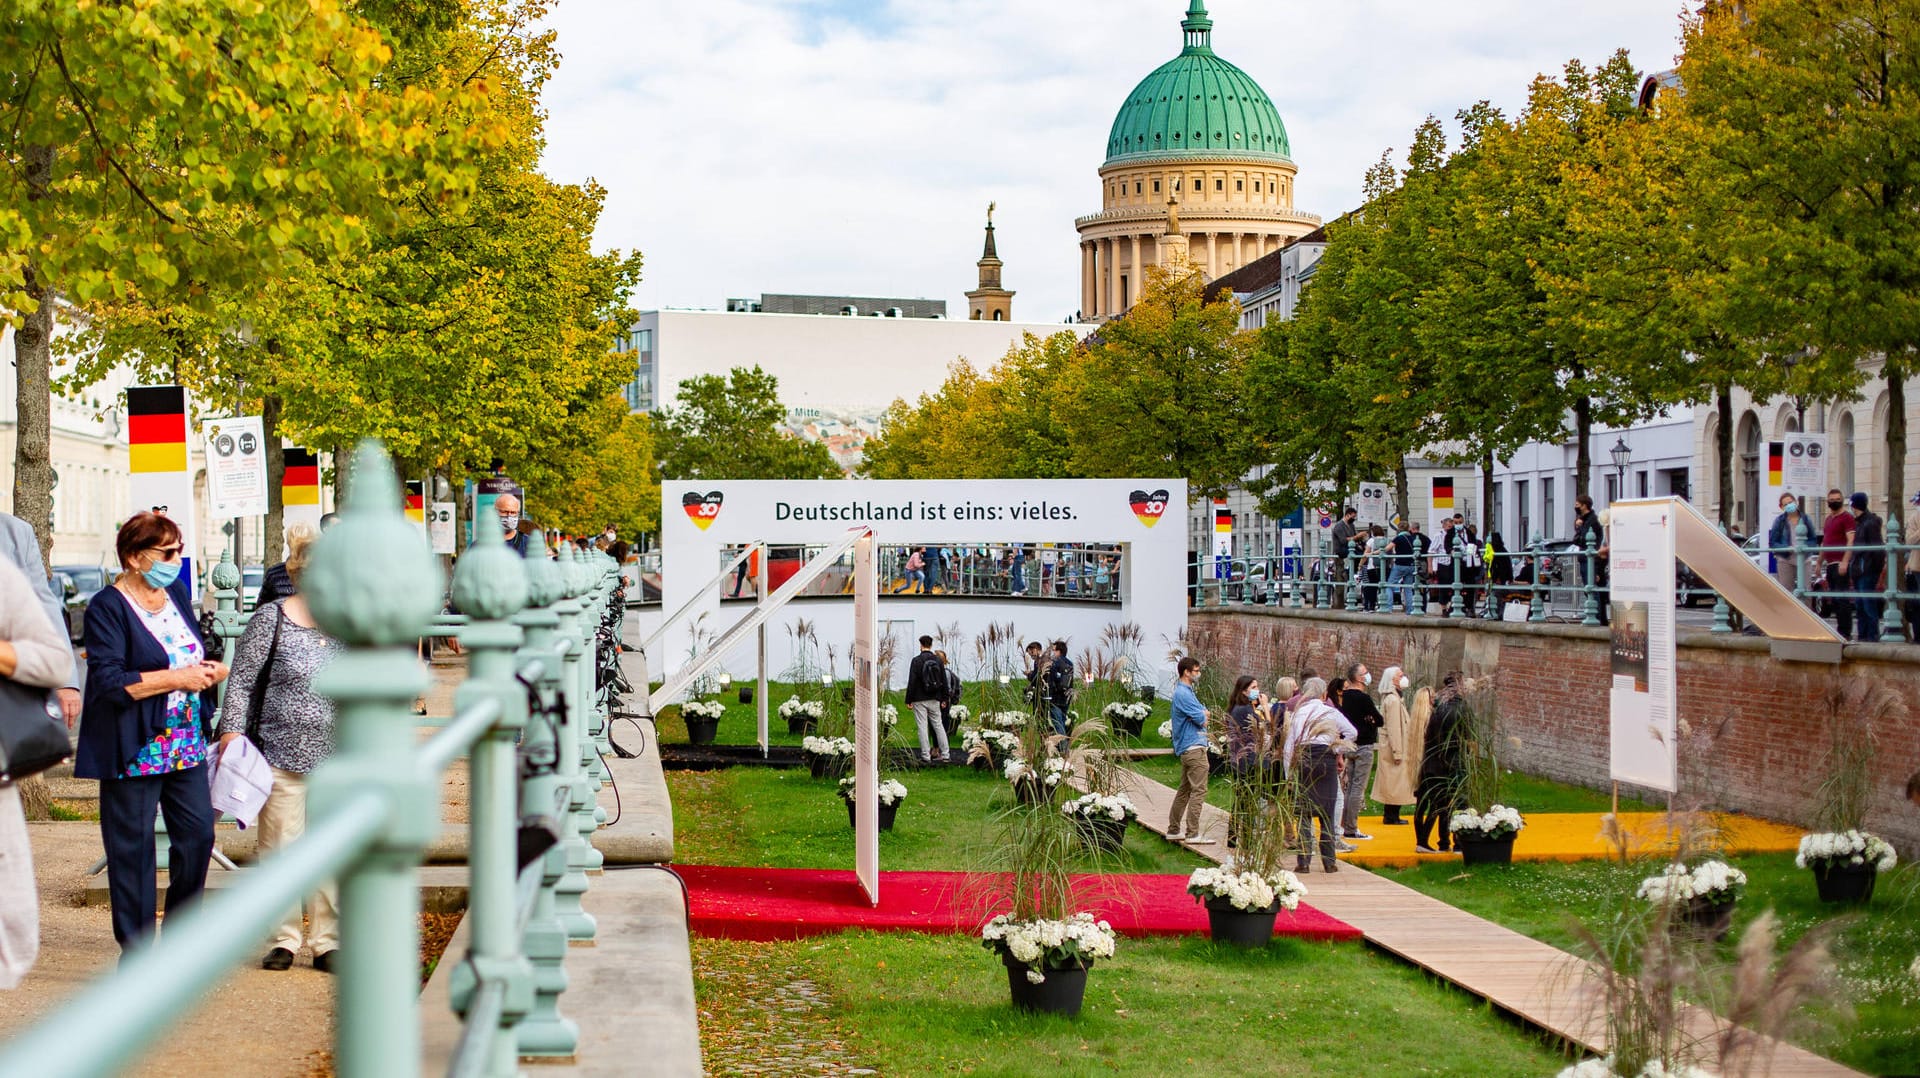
1369;688;1419;806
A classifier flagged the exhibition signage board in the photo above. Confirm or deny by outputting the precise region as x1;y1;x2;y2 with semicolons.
852;535;879;906
1356;482;1389;528
1763;433;1827;511
127;386;199;597
204;415;268;518
428;502;457;555
1607;499;1679;793
656;477;1189;701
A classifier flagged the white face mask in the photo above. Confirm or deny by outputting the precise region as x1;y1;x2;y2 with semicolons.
499;513;520;533
1398;676;1410;691
1361;672;1373;687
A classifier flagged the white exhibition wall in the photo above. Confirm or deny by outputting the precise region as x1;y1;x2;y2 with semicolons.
652;479;1189;697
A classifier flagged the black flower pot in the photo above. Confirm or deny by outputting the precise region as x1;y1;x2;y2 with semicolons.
1811;861;1877;904
1072;814;1127;854
1106;714;1145;740
1207;752;1228;777
1203;896;1280;947
1138;686;1156;706
738;686;754;704
787;715;816;735
807;753;848;780
970;754;993;772
1456;834;1515;866
845;799;900;831
685;716;720;746
1002;954;1090;1016
1012;776;1059;805
1680;897;1736;941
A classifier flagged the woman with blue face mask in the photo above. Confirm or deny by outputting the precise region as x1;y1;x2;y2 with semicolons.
78;512;229;953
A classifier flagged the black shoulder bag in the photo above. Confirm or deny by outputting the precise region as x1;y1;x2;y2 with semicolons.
0;676;69;784
242;608;285;748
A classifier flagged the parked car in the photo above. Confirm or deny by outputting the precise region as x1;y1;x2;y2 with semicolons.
242;564;265;609
53;563;110;642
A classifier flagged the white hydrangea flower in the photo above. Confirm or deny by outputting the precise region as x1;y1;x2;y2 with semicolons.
1102;701;1151;722
1156;719;1173;740
1025;968;1045;984
1061;792;1140;822
802;735;855;757
1449;803;1525;839
1796;830;1897;873
778;698;825;719
682;700;727;720
950;704;972;723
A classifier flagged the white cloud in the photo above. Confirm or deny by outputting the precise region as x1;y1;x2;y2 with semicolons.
539;0;1686;322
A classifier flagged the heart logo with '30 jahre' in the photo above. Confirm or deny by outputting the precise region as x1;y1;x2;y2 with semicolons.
682;490;724;530
1128;488;1169;528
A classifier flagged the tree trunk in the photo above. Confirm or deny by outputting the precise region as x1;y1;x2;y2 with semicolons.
1716;384;1734;530
332;443;349;507
262;390;285;565
12;145;55;568
1394;457;1410;529
1886;363;1907;537
1481;448;1495;534
1573;390;1592;510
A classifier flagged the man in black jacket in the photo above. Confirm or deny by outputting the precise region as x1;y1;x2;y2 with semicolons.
1846;492;1887;642
1337;662;1385;839
905;635;949;764
1044;640;1075;738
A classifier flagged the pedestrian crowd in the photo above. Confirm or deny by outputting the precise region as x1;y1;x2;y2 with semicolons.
1159;656;1475;868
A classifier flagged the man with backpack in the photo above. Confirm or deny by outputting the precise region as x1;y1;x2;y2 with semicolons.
1386;520;1418;613
1044;640;1075;738
906;635;949;764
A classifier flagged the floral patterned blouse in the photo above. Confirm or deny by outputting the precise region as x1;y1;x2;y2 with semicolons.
122;592;208;777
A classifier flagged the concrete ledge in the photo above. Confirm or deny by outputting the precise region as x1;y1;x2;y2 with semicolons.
420;867;703;1076
590;731;676;865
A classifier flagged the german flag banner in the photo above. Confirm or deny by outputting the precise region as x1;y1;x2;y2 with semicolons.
404;480;426;532
1211;497;1231;561
1767;442;1784;487
125;385;198;595
281;447;324;532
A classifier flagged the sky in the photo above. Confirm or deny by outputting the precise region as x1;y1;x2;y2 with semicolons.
538;0;1690;324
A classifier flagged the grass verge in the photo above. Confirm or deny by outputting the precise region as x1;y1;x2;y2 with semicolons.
692;930;1571;1077
1380;853;1920;1075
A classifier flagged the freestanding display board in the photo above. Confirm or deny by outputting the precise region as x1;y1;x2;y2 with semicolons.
1607;499;1679;793
656;478;1188;690
852;535;879;905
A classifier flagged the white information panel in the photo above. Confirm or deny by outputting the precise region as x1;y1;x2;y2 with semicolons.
1356;481;1390;528
657;478;1188;690
204;415;268;518
1764;433;1827;512
428;501;457;555
1607;500;1678;793
852;534;879;906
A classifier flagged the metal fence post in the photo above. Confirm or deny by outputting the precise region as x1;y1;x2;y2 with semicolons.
447;520;532;1075
304;443;443;1078
1448;547;1465;619
1580;533;1601;627
210;545;247;666
513;537;580;1058
1710;523;1733;634
1883;526;1904;639
1345;550;1361;610
550;547;599;940
1528;539;1546;623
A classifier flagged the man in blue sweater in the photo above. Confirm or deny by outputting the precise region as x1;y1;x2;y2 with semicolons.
1166;656;1215;844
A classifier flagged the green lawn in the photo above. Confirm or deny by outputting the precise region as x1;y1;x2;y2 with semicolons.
1115;759;1664;817
693;931;1572;1076
1379;854;1920;1076
668;765;1206;875
652;679;1173;751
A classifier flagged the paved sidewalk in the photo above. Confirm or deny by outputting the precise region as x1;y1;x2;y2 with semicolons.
1087;758;1862;1077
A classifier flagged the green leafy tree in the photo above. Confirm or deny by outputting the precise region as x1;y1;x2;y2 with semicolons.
1677;0;1920;529
1056;265;1252;498
862;331;1083;480
655;366;841;480
538;400;660;538
2;0;495;563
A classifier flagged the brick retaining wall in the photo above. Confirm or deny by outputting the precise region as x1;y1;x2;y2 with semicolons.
1189;608;1920;857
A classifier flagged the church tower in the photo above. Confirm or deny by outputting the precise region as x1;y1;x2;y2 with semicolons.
965;203;1014;321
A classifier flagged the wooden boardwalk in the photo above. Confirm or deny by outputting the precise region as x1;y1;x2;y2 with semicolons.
1091;762;1861;1077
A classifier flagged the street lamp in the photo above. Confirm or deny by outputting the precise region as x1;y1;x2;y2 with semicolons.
1783;348;1810;429
1609;437;1631;500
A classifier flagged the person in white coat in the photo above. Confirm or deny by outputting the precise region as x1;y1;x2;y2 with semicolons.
1;555;77;988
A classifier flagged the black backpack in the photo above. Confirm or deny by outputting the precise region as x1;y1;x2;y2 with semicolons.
1046;655;1074;698
916;654;947;699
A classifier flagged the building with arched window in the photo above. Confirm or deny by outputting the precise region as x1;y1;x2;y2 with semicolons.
1075;1;1321;321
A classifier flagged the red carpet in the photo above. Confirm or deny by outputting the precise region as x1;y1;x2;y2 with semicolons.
673;865;1363;943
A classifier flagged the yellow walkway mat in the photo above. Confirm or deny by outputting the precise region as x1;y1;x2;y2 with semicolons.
1344;810;1805;869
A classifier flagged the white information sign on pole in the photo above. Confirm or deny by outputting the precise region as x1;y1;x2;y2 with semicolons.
1356;482;1389;528
1763;433;1828;514
204;416;268;518
1606;500;1678;793
428;502;457;555
851;532;880;906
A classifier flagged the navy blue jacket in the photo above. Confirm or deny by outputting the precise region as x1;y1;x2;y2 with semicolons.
76;578;215;780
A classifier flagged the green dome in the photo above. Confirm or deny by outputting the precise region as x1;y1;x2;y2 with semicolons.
1105;2;1292;167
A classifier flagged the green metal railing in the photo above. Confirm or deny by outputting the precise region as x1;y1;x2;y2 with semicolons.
1191;528;1919;641
0;442;628;1078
